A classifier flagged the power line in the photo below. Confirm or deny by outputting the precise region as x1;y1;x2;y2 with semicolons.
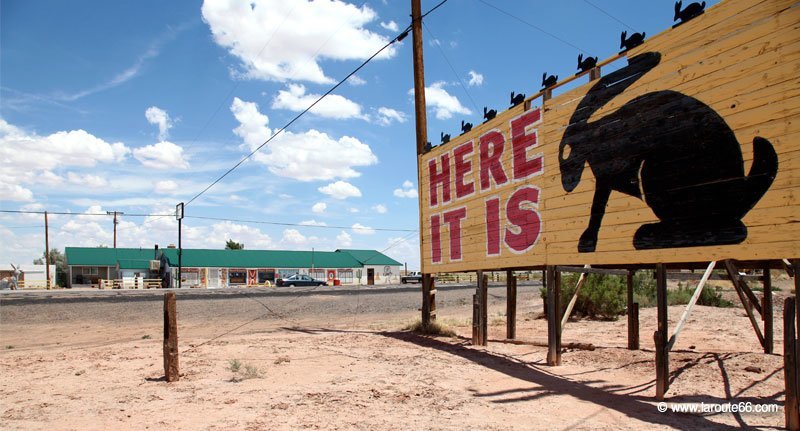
0;209;171;217
422;21;480;114
185;28;411;207
476;0;590;55
185;0;450;207
582;0;638;32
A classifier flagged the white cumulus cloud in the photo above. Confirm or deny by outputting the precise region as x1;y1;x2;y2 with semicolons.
0;119;130;201
351;223;375;235
231;97;377;181
318;181;362;200
393;180;418;198
154;180;179;195
375;107;407;126
145;106;173;140
299;219;327;226
312;202;327;214
272;84;365;120
380;20;399;31
409;81;471;120
133;141;190;170
201;0;396;84
336;230;353;247
468;70;484;86
372;204;387;214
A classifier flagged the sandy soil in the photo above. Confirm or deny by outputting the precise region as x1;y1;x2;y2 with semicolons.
0;281;793;430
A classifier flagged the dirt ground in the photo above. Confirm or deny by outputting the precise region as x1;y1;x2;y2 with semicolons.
0;279;794;430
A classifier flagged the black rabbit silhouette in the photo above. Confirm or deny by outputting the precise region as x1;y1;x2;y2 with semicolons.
440;132;450;144
577;54;598;74
620;31;646;51
674;1;705;26
483;107;497;122
510;92;525;107
542;73;558;89
461;120;473;134
558;52;778;252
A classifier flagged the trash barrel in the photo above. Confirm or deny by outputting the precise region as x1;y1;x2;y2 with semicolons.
333;279;341;286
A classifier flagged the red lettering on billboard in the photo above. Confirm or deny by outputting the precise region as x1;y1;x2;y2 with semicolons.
511;108;543;180
479;131;508;191
428;154;451;207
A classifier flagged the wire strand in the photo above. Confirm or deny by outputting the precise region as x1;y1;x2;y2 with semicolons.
582;0;638;32
476;0;590;55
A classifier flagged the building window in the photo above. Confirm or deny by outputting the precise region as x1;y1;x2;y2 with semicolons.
278;269;298;279
258;270;275;283
229;270;247;284
337;269;353;283
82;267;99;275
309;269;325;281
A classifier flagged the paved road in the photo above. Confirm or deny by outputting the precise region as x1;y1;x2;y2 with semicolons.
1;282;544;327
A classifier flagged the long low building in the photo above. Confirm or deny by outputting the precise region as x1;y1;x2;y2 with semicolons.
65;247;403;288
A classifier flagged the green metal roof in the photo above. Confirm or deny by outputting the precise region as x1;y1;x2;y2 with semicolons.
336;249;403;266
65;247;398;269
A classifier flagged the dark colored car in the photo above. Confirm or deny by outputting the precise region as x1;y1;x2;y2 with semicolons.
276;274;327;287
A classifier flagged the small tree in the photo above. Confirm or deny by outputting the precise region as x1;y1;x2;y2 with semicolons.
225;239;244;250
33;248;67;287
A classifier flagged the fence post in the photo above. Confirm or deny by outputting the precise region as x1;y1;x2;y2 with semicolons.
785;297;799;430
163;292;179;382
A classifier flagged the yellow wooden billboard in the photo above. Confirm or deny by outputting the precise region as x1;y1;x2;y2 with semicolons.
418;0;799;273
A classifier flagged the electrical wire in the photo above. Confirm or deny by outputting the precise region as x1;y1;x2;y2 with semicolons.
422;21;480;114
0;209;171;217
476;0;590;55
582;0;638;32
184;27;411;208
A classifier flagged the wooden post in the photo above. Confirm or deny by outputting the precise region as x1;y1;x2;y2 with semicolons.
411;0;427;156
546;266;561;366
763;266;773;354
627;270;639;350
724;260;765;347
561;264;590;329
784;297;799;430
422;273;432;325
480;272;489;346
163;292;179;382
44;211;51;289
655;263;669;399
472;293;479;345
506;270;516;339
667;261;716;350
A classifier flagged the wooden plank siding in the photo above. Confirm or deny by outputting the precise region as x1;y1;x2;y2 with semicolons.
418;0;800;273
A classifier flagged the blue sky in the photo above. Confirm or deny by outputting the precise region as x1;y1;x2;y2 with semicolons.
1;0;720;269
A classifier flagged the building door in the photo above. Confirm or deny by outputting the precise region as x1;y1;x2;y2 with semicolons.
367;268;375;285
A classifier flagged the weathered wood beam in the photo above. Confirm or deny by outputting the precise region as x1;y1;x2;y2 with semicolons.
163;292;179;382
723;260;764;316
655;264;669;400
555;265;627;276
667;261;716;351
724;260;766;347
506;270;516;340
784;297;799;430
546;266;562;366
763;265;773;354
561;265;591;329
627;270;639;350
480;272;489;346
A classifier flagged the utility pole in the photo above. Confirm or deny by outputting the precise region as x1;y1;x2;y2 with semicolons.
176;203;184;289
411;0;434;325
106;211;124;248
44;211;50;289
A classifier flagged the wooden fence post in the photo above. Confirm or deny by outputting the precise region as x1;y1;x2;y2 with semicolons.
785;297;799;430
163;292;179;382
763;266;773;354
507;270;516;339
546;266;561;366
627;270;639;350
481;273;489;346
655;263;669;399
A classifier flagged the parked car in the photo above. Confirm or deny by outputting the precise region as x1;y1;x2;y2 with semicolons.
401;271;423;284
276;274;328;287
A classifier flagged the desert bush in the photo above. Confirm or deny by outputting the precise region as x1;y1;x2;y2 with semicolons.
671;282;733;308
228;359;241;373
404;318;456;337
540;271;656;320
